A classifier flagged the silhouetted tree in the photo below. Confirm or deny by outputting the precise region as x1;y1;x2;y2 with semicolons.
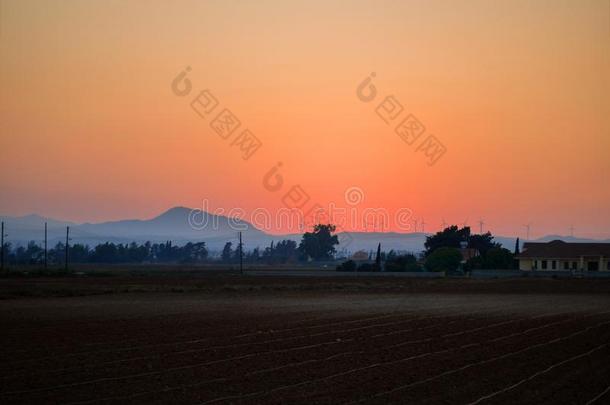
385;253;421;272
484;247;515;269
336;259;357;272
180;242;208;263
375;243;381;270
425;226;499;256
425;247;462;272
246;247;260;262
4;240;210;265
298;224;339;261
260;240;298;264
221;242;233;263
69;244;90;263
468;232;500;256
233;241;243;263
424;226;469;256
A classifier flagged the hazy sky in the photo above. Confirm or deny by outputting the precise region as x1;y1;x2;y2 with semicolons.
1;0;609;238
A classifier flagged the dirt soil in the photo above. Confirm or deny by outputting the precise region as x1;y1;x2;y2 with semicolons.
1;273;610;404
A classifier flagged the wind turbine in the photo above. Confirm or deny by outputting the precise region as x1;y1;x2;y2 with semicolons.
524;223;532;240
569;225;574;238
441;218;447;230
462;217;469;229
421;218;427;233
478;218;485;234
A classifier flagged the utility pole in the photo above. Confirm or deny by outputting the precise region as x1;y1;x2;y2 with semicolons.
1;222;4;272
239;231;243;275
524;223;531;241
478;219;485;234
65;226;70;272
44;222;48;269
421;218;427;233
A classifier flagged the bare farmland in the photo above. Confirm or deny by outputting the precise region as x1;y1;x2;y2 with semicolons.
1;273;609;404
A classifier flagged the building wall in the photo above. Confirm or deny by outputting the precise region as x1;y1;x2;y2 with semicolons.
519;259;533;271
520;257;609;271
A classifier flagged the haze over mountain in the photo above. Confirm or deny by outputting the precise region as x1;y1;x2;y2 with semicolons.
1;208;267;251
2;207;609;253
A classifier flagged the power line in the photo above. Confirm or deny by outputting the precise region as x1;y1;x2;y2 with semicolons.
44;222;48;270
1;222;5;272
65;226;70;272
239;231;243;275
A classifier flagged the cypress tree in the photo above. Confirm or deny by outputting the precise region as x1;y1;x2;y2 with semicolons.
375;243;381;269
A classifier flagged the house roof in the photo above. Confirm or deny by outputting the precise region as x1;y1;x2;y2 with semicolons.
518;240;610;259
350;250;370;261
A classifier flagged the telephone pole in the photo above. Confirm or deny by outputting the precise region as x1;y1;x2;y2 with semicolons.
239;231;243;275
1;222;5;272
65;226;70;272
44;222;48;269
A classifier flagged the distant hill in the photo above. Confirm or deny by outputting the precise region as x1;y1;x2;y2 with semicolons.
0;214;75;245
533;234;610;243
1;207;269;250
77;206;265;242
1;207;608;253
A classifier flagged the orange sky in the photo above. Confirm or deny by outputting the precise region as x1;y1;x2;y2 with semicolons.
1;0;609;238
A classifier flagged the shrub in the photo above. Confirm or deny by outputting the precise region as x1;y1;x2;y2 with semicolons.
336;260;357;272
425;247;462;272
484;247;515;269
358;262;381;272
385;254;423;272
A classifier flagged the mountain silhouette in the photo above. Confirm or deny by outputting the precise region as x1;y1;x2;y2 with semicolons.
1;208;608;252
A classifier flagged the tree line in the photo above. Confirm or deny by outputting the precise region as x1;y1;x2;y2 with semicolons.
337;225;518;272
1;224;341;266
2;241;210;265
3;224;517;271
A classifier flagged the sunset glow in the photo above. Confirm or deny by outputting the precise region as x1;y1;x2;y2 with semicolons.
1;0;609;238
